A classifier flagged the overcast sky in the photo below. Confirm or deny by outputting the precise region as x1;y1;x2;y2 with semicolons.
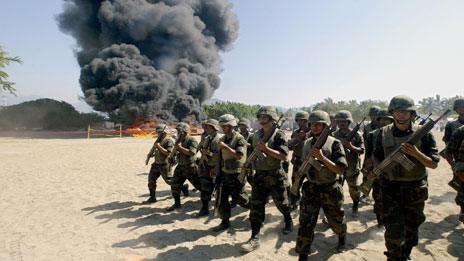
1;0;463;109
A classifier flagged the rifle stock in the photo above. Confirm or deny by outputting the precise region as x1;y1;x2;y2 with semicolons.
359;109;451;195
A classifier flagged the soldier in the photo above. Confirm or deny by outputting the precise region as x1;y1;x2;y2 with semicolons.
296;111;348;260
443;99;464;192
238;118;254;157
288;111;310;210
143;124;175;204
213;114;250;231
443;125;464;223
371;95;439;261
166;122;203;212
363;109;394;227
241;106;293;253
333;110;364;217
361;105;382;202
443;99;464;144
196;119;223;217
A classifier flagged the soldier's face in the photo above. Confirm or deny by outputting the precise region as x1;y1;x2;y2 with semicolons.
310;122;325;135
456;107;464;116
239;124;248;133
221;125;232;134
258;115;271;126
205;125;214;135
296;119;307;129
392;110;412;125
336;120;350;130
379;118;393;127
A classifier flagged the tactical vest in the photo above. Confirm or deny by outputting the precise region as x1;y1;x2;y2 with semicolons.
381;124;426;181
333;129;361;175
178;136;197;166
204;132;223;167
221;131;246;173
251;129;284;171
154;137;174;164
304;136;339;184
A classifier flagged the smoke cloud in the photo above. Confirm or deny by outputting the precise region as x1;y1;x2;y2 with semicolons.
57;0;238;121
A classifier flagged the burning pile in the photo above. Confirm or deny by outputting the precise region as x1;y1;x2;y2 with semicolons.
57;0;239;122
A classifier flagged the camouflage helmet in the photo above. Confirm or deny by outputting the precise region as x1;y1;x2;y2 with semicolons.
368;106;381;117
308;110;331;125
294;111;309;121
256;106;278;121
176;122;190;133
376;109;393;120
238;118;251;128
155;124;167;134
219;114;237;127
334;110;353;122
204;119;220;131
453;98;464;111
388;95;416;112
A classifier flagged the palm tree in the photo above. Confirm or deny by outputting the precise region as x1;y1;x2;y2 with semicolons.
0;46;22;95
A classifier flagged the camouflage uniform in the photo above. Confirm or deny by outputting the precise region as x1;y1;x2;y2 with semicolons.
215;115;250;228
296;110;348;256
148;137;174;195
333;110;364;211
197;119;223;215
364;109;394;226
168;123;202;210
288;111;310;209
242;106;292;253
444;125;464;222
373;96;440;261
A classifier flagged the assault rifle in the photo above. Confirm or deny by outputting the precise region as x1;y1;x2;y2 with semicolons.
418;113;432;125
290;125;335;195
359;109;451;195
345;117;366;143
167;130;186;165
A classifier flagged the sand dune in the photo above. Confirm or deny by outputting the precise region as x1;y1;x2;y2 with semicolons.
0;132;463;260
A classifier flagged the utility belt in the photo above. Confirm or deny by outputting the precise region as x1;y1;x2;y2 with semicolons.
380;178;426;187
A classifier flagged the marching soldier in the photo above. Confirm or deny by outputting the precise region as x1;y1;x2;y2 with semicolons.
241;106;293;253
371;95;439;260
443;99;464;193
197;119;223;217
363;109;394;227
213;114;250;231
144;124;175;204
296;110;348;260
166;122;202;212
443;124;464;223
238;118;254;158
288;111;310;210
333;110;364;217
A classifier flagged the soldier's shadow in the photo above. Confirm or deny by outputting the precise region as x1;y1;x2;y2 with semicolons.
427;191;456;206
152;243;244;260
416;214;463;259
81;201;141;215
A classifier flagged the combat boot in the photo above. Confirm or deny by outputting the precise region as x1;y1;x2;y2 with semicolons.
298;254;308;261
282;214;293;235
459;206;464;223
352;201;359;217
166;195;181;212
241;236;260;253
195;200;210;217
181;184;189;197
336;235;346;252
402;245;413;260
213;219;230;232
143;188;157;204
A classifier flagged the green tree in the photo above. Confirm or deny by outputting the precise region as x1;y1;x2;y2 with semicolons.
0;46;22;95
202;101;260;120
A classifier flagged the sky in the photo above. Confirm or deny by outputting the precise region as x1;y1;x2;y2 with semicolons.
1;0;464;110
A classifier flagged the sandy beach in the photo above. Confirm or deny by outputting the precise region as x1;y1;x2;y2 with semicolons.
0;132;463;261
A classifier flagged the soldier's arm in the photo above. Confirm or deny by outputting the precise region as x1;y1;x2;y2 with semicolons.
443;123;452;144
259;131;288;161
344;133;364;155
402;132;439;169
177;139;197;156
157;140;173;156
312;140;347;175
444;128;464;167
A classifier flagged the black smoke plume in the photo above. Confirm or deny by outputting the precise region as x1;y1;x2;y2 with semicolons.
57;0;238;122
